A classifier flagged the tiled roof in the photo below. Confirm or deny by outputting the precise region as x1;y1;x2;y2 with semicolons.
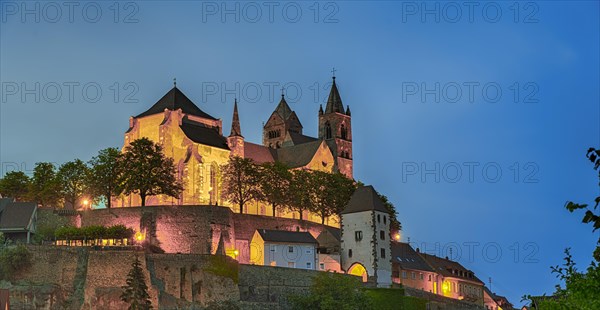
419;253;484;284
0;202;36;231
136;86;217;120
257;229;317;244
341;185;389;214
180;118;230;150
274;95;293;120
391;242;435;272
287;131;318;146
244;142;275;164
273;140;324;168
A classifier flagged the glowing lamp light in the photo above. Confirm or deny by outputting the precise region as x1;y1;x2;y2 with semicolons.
233;250;239;257
135;232;145;242
394;233;401;241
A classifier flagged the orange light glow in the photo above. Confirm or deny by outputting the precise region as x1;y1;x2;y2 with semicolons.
135;232;145;242
394;233;401;241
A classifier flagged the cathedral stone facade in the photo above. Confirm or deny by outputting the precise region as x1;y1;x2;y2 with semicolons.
115;77;353;225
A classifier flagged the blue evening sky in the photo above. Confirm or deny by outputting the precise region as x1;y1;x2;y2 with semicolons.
1;1;598;306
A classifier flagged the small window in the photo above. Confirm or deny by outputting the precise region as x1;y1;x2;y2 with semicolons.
380;248;385;258
380;230;385;240
420;273;424;280
411;272;415;279
348;249;353;258
355;231;363;241
384;216;387;224
428;274;432;281
319;263;325;270
288;246;294;253
402;271;407;279
377;214;381;223
306;262;312;269
270;245;276;252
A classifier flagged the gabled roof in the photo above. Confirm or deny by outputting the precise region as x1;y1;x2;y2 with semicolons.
0;202;37;231
0;198;14;214
180;118;230;150
316;227;341;249
257;229;317;244
244;142;275;164
325;77;344;114
286;131;318;146
341;185;389;215
391;242;435;272
419;253;484;284
272;140;325;168
274;95;293;120
136;86;218;120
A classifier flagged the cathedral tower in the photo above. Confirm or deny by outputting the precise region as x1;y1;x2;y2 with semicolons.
263;93;303;148
319;76;353;178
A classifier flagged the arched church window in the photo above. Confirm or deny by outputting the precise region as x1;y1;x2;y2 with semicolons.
325;122;332;139
341;124;347;140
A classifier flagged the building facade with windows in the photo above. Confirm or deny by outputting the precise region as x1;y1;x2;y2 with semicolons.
340;185;392;287
249;229;318;270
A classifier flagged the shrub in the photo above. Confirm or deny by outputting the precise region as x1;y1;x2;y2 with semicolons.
289;272;372;310
0;245;32;280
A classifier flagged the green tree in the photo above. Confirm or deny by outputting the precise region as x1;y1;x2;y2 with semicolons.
377;193;402;234
57;159;90;209
29;162;61;207
0;171;30;201
222;156;261;214
121;256;153;310
289;272;372;310
287;169;313;220
523;148;600;309
327;172;357;221
87;147;122;208
259;161;291;217
120;138;183;207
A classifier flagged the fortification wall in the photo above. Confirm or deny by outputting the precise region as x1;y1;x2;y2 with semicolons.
238;264;318;307
78;206;235;254
7;247;241;310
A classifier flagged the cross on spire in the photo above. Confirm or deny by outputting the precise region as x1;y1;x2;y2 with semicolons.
331;67;337;79
173;77;177;87
280;86;285;97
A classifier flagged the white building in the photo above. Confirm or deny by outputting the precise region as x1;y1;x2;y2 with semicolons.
340;185;392;287
250;229;318;270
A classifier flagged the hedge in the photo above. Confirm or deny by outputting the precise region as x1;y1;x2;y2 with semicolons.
55;224;134;240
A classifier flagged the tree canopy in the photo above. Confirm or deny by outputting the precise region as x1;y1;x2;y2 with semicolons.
221;156;262;214
56;159;89;209
119;138;183;207
29;162;61;207
87;147;122;208
523;148;600;309
0;171;30;201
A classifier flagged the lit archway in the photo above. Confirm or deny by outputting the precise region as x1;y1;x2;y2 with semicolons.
348;263;368;282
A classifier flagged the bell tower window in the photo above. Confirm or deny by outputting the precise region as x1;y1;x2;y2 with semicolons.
325;122;332;139
341;124;347;140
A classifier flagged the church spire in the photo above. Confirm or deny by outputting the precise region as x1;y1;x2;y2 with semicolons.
229;98;242;137
325;75;344;114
